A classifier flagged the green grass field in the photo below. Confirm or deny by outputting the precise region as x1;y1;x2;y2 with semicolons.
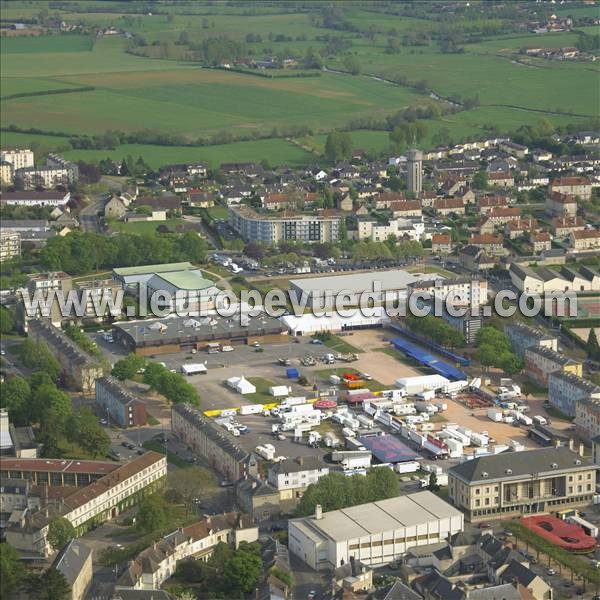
1;1;596;171
110;218;184;235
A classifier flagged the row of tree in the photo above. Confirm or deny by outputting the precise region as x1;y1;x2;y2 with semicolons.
405;314;465;349
475;325;523;376
295;469;399;516
40;230;207;275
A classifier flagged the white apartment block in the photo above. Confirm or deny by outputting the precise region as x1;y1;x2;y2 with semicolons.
16;166;71;189
1;148;34;170
0;231;21;262
357;217;424;242
228;205;341;244
267;457;329;501
0;161;13;185
407;277;488;307
549;371;600;418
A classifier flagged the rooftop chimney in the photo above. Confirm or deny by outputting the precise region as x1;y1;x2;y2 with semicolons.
554;439;560;448
569;439;574;451
315;504;323;520
579;443;585;457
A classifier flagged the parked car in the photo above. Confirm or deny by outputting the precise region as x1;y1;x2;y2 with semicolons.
547;568;557;576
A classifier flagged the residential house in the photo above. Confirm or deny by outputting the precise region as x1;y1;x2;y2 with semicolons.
524;346;582;386
477;194;509;214
104;196;127;220
459;245;496;272
499;141;528;158
116;513;258;591
375;191;405;209
390;200;422;218
479;207;521;234
531;232;552;253
267;457;329;502
433;198;465;216
559;266;597;292
53;539;93;600
498;560;553;600
569;229;600;252
505;218;539;240
95;377;147;428
186;189;215;208
134;196;181;220
468;234;505;255
337;193;353;212
551;216;586;238
550;371;600;418
550;176;592;200
580;266;600;289
487;172;514;188
545;192;578;217
235;477;282;522
509;263;544;293
431;234;453;254
27;320;104;393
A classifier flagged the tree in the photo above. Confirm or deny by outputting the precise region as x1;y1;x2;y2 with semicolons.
324;130;352;162
112;353;146;381
28;568;71;600
136;494;167;534
167;467;215;515
427;472;440;492
0;543;23;597
20;340;61;380
343;54;361;75
77;412;111;458
0;306;14;334
0;376;30;426
587;328;600;361
47;517;76;552
178;30;190;45
225;543;262;594
367;466;399;501
472;169;488;190
143;362;166;390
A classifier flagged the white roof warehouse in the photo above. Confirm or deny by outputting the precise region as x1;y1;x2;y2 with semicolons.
288;490;463;570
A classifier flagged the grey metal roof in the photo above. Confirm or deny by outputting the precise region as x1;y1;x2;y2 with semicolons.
268;456;326;476
449;447;592;484
525;345;578;365
53;539;92;584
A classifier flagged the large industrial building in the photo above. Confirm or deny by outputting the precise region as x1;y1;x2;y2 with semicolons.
112;311;287;355
288;491;463;570
448;447;596;522
287;270;442;310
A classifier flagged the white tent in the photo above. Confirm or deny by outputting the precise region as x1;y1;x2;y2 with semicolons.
226;376;256;395
269;385;290;397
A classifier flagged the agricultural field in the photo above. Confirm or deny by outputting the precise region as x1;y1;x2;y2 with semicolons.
1;1;598;170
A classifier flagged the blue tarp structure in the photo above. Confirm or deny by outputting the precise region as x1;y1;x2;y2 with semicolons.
358;435;420;464
391;337;467;381
286;368;299;379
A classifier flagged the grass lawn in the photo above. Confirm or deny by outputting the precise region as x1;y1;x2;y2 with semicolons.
205;206;229;220
110;218;183;235
315;367;386;392
142;439;194;469
521;381;548;396
58;436;99;460
429;414;448;424
544;405;574;422
320;334;363;355
245;377;278;404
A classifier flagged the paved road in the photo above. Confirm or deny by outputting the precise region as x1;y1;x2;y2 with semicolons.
80;194;107;233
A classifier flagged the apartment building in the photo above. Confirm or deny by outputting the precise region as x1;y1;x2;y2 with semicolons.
357;216;424;243
505;322;558;358
1;148;34;170
468;234;505;255
16;166;72;189
0;160;13;185
545;192;578;217
74;278;122;321
441;311;482;344
407;277;488;308
524;346;582;386
433;198;465;216
171;403;257;482
576;397;600;442
479;207;521;234
46;154;79;182
228;205;341;244
267;457;329;501
53;539;93;600
95;377;147;429
116;513;258;590
0;231;21;262
550;176;592;200
549;371;600;418
448;447;595;522
27;319;104;393
5;452;167;556
551;216;586;238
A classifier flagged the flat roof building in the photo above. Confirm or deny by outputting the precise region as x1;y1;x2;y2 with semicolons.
288;491;463;570
112;262;195;289
112;312;286;356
